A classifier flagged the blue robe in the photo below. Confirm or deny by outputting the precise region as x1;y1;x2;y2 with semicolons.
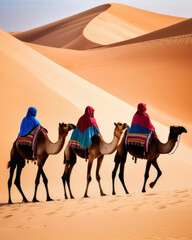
19;107;40;136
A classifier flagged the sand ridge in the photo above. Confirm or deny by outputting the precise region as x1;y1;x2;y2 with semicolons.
13;3;186;49
13;4;111;49
83;3;186;45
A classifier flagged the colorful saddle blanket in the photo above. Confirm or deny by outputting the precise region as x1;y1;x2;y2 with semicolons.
124;130;152;157
16;126;45;160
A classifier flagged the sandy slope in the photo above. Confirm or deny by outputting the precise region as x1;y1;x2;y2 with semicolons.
12;4;111;49
84;3;186;45
13;3;185;49
0;190;192;240
106;18;192;47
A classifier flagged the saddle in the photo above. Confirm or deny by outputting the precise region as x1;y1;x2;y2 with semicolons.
16;126;46;160
125;132;153;160
69;140;89;161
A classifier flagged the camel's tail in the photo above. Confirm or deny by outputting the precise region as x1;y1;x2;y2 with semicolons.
7;161;12;169
7;140;19;169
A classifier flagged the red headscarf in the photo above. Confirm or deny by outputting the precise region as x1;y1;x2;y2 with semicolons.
132;103;157;137
77;106;99;133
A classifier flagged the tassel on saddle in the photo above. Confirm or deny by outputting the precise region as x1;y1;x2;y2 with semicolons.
26;160;36;165
132;156;137;164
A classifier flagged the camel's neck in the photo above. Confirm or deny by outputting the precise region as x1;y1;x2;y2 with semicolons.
45;133;67;155
157;133;178;154
100;134;120;155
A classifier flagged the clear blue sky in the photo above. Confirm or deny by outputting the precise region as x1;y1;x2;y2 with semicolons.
0;0;192;32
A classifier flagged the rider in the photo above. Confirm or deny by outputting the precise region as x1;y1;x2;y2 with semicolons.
19;107;41;137
129;103;157;138
69;106;100;149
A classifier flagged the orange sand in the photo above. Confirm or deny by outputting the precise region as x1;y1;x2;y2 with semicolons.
1;190;192;240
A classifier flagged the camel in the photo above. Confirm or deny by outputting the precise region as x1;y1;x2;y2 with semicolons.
62;122;128;199
112;126;187;194
8;123;76;204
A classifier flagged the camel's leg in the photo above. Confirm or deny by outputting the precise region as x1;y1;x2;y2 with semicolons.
62;162;75;199
142;160;152;193
40;166;53;201
8;163;16;204
62;162;69;199
149;157;162;189
84;157;94;198
14;165;28;203
119;162;129;194
96;155;106;196
62;147;70;199
112;152;120;195
62;145;75;199
66;163;75;199
32;166;41;202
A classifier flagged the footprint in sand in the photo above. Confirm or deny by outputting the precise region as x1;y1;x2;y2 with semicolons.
132;203;143;211
4;214;13;218
66;214;74;218
108;199;118;203
145;193;158;197
158;205;167;209
112;208;119;212
46;212;56;216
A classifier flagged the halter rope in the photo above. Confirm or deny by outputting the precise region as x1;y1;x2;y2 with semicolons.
169;134;181;155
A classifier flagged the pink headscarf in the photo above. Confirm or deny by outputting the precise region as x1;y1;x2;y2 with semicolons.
132;103;157;137
137;103;147;115
77;106;99;133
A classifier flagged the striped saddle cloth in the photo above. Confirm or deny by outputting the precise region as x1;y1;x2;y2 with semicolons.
125;133;152;153
16;126;43;159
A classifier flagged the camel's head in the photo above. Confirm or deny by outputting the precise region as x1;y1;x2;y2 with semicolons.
170;126;187;141
59;123;76;135
114;122;129;138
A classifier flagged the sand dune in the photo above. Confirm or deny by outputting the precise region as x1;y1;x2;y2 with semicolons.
13;4;110;49
108;17;192;47
13;3;185;49
84;3;186;45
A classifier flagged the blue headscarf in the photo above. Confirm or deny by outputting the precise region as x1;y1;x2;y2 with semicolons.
19;107;40;136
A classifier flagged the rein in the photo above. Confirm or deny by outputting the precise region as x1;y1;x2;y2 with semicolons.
169;134;181;155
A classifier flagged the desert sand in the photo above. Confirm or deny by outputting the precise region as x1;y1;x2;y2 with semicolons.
0;3;192;240
1;190;192;240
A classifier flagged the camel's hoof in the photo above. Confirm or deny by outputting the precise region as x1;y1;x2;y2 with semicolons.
32;198;39;203
112;192;116;195
47;197;53;202
149;182;155;188
101;193;106;197
84;195;89;198
70;196;75;199
125;191;129;195
8;200;13;204
142;189;146;193
22;199;29;203
65;195;68;200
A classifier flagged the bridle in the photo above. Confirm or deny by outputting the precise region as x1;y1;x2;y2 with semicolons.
169;134;181;155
